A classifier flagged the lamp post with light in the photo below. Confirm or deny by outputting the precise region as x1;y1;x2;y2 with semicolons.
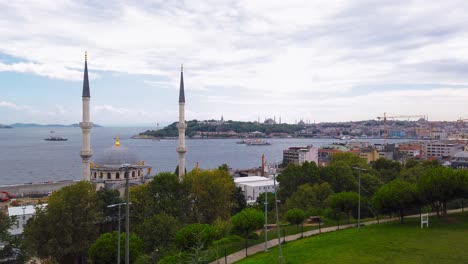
352;167;367;230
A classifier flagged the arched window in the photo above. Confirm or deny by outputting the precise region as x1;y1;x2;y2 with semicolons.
94;172;97;179
99;172;103;179
116;172;120;179
132;171;136;178
107;172;111;180
138;170;141;177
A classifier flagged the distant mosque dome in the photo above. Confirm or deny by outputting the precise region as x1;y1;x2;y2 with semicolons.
90;136;152;195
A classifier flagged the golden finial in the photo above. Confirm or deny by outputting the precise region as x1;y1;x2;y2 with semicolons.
181;64;183;72
114;135;120;147
85;51;88;62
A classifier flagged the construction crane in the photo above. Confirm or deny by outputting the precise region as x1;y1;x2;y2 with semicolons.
377;112;426;145
457;118;468;129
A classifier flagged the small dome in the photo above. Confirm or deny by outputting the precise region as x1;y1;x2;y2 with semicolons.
93;138;140;167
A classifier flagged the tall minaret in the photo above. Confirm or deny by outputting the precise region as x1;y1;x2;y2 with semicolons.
80;51;93;181
176;64;187;181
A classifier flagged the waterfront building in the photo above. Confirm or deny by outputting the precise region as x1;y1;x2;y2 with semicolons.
90;137;152;195
177;65;187;181
234;176;277;203
283;145;318;165
80;52;93;181
422;141;464;160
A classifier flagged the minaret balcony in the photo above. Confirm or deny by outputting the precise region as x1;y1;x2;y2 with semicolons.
177;122;187;129
176;147;187;153
80;150;93;159
80;122;93;129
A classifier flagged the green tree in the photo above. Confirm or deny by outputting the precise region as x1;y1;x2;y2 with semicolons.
131;172;188;225
184;169;236;223
231;187;247;215
24;181;102;263
218;164;229;172
329;192;360;224
277;161;319;200
374;158;402;183
418;167;467;216
255;192;275;212
320;162;357;193
231;208;264;256
136;213;181;253
88;231;143;264
174;223;218;251
286;183;334;213
372;179;418;223
96;188;122;212
285;208;306;228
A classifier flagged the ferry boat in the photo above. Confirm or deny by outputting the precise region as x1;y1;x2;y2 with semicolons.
44;131;68;141
44;136;68;141
245;139;271;146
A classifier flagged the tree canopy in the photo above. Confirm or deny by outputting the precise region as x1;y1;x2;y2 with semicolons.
372;179;419;223
24;181;102;263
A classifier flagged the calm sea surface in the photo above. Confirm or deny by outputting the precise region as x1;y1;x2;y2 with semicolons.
0;127;408;185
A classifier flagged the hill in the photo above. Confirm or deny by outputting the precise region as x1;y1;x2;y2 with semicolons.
0;124;12;129
139;120;305;138
237;212;468;264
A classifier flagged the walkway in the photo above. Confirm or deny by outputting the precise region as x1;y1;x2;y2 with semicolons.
210;207;467;264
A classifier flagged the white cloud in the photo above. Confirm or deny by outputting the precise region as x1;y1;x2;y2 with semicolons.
0;0;468;123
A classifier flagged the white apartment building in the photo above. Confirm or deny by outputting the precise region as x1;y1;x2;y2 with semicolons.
8;204;46;236
234;176;277;203
283;145;319;165
422;141;464;159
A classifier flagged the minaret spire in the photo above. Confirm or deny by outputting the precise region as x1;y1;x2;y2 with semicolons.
80;51;93;181
177;64;187;181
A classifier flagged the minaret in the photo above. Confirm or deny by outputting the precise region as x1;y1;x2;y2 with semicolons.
176;64;187;181
80;51;93;181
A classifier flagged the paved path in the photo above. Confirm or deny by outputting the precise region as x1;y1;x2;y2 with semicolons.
211;207;467;264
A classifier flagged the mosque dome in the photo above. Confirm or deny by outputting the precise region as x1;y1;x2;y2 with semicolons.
93;137;140;167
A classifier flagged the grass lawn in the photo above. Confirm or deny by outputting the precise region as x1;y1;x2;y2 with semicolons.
237;212;468;264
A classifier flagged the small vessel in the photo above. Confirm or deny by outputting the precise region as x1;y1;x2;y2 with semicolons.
44;136;68;141
236;139;247;144
44;131;67;141
340;135;351;141
245;139;271;146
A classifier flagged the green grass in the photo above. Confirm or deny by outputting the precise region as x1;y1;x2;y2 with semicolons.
237;212;468;264
208;221;333;261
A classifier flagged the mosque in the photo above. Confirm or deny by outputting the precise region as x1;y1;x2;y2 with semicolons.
78;52;187;194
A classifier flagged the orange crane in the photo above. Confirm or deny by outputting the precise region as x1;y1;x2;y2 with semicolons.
377;113;426;145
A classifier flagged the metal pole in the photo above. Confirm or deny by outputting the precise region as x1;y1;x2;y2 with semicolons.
273;174;283;264
118;204;121;264
358;168;361;231
264;188;268;252
125;166;130;264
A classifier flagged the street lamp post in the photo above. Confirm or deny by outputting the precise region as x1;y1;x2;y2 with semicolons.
273;174;283;264
264;186;268;252
107;202;131;264
352;167;367;231
121;164;135;264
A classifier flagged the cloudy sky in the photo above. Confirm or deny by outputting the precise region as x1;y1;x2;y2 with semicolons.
0;0;468;126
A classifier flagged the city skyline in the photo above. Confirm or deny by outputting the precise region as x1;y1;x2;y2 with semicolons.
1;1;468;126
